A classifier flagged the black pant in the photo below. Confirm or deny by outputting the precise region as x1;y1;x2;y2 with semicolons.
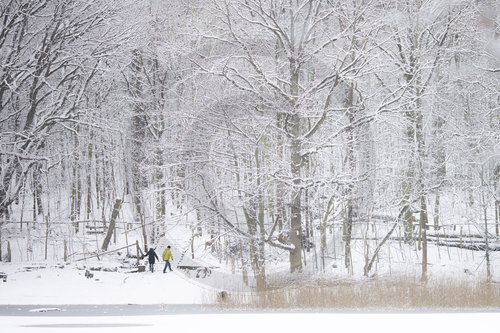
149;263;155;272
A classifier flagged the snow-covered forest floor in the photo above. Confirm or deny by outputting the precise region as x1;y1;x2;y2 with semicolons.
1;200;499;309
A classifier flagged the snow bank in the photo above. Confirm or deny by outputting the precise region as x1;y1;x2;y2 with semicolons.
0;262;209;305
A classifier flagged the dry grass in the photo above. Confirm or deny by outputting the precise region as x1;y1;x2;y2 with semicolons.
213;277;500;310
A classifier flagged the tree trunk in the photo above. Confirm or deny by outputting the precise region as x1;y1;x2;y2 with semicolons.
344;201;354;273
7;241;11;262
484;200;491;282
496;199;499;237
255;147;267;291
86;130;93;222
0;223;2;262
0;187;9;229
71;134;80;234
481;169;491;282
44;215;49;260
364;212;402;277
134;195;148;252
420;195;428;282
415;86;428;282
244;206;261;285
321;195;334;272
288;36;303;271
289;111;302;273
64;240;68;262
155;148;166;220
344;82;356;273
432;191;439;230
102;199;122;251
495;167;499;237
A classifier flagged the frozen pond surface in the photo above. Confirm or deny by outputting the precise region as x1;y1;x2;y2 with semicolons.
0;304;499;316
0;309;499;333
0;304;201;316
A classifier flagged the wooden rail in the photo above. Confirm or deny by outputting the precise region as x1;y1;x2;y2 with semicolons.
75;243;137;262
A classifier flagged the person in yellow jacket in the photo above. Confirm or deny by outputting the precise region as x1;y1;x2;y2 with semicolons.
162;245;173;273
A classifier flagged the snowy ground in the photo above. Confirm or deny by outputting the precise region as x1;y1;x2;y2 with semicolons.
0;262;211;305
1;244;499;333
1;201;499;333
1;261;499;333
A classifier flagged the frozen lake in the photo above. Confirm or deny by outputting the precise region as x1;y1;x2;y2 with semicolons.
0;304;498;316
0;308;498;333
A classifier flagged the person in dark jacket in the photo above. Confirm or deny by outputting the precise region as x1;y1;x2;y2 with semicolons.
144;248;159;273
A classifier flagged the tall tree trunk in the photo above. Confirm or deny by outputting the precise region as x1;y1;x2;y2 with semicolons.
0;221;2;262
255;147;266;290
86;130;93;222
243;198;261;287
288;38;303;272
44;214;49;260
289;111;302;273
484;199;491;282
415;88;428;282
135;195;148;253
481;169;492;282
496;199;499;237
276;112;286;242
155;148;166;221
0;173;12;225
419;194;428;281
71;131;81;234
495;167;499;237
321;195;335;272
344;83;356;273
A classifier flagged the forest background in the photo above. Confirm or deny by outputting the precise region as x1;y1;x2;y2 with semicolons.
0;0;499;294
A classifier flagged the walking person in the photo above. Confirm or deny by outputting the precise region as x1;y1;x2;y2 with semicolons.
144;248;159;273
162;246;173;273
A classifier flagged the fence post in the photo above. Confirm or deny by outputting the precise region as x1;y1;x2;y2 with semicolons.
64;240;67;262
